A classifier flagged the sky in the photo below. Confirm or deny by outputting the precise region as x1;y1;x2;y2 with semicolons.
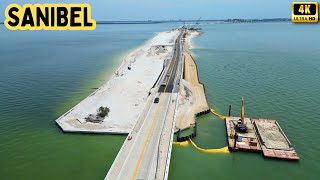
0;0;312;21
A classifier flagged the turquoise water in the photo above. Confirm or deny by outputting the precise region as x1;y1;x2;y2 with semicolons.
0;23;177;179
169;23;320;179
1;22;319;179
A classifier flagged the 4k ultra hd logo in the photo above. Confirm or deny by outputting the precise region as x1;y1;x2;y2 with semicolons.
292;2;319;23
4;4;96;30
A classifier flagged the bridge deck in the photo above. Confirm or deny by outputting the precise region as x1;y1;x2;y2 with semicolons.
106;30;184;180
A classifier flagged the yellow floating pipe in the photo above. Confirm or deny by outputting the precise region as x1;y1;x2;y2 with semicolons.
210;108;225;120
173;140;229;154
189;139;229;154
172;141;189;146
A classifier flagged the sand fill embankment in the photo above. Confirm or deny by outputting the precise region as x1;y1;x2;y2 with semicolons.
175;30;209;130
56;29;180;134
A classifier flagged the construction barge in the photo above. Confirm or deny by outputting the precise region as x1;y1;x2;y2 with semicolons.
226;98;300;160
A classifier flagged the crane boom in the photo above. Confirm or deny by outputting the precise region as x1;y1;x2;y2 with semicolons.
191;17;201;29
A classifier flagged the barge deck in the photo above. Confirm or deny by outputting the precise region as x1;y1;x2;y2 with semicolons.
226;116;299;160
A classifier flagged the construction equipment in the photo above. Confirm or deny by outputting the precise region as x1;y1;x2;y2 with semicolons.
237;97;247;133
181;21;186;29
241;96;245;124
190;17;201;30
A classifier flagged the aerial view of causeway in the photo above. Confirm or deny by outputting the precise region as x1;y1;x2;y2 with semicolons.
1;8;319;179
54;23;300;179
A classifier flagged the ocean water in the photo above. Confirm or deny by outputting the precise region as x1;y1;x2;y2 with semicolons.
169;23;320;180
0;22;319;180
0;23;177;179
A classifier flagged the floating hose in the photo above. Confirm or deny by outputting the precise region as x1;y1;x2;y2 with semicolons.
210;108;225;120
173;139;229;154
172;141;189;146
173;108;228;153
189;139;229;153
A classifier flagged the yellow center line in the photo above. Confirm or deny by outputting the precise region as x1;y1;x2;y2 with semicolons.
131;36;180;180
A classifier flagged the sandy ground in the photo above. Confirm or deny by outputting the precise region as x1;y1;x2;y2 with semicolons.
255;121;290;150
56;29;180;134
175;30;209;130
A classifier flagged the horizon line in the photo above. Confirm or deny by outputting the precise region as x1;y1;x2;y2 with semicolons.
0;18;291;24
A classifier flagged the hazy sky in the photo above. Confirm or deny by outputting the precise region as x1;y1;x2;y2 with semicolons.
0;0;310;21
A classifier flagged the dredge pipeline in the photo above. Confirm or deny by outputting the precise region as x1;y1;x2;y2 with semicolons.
175;30;229;154
177;107;224;142
173;139;229;154
210;108;225;120
174;108;229;154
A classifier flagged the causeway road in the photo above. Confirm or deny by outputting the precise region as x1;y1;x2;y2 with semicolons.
105;29;184;180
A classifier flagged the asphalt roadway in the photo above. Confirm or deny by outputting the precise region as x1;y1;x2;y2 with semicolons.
105;30;184;180
158;31;183;93
113;93;171;179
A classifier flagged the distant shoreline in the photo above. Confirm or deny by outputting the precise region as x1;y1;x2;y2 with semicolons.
96;21;164;24
0;18;291;25
96;18;290;24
